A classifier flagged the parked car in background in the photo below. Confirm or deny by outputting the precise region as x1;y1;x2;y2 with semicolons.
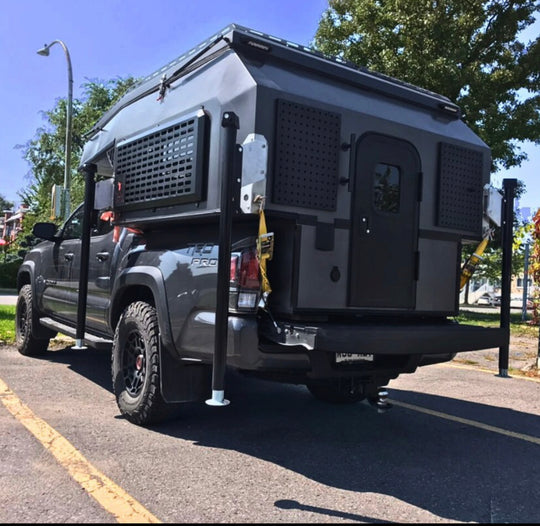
475;293;498;306
474;294;533;309
491;296;534;309
510;296;533;309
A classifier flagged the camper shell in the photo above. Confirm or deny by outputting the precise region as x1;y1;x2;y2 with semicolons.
83;24;491;318
18;24;509;425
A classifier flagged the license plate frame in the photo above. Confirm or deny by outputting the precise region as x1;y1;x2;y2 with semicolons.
335;352;374;364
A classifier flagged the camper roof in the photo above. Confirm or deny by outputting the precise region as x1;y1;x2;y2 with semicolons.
85;23;460;139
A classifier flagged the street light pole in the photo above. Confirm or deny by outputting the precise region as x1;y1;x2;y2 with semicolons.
37;40;73;219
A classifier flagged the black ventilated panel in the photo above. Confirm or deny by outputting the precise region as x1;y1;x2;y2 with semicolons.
273;100;341;211
114;113;206;211
437;142;484;233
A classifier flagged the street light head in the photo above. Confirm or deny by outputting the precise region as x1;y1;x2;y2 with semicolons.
36;44;51;56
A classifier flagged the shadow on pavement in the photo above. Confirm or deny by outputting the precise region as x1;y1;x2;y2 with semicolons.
32;343;540;524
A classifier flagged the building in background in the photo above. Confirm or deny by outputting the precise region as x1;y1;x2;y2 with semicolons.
2;204;28;242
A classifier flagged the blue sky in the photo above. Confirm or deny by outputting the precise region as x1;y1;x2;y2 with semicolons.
0;0;538;214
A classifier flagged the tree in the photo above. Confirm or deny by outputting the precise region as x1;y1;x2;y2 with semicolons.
529;208;540;369
314;0;540;171
0;194;14;212
17;77;138;230
530;209;540;326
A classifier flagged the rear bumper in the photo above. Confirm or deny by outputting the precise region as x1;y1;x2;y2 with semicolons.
260;317;508;356
178;311;508;381
256;317;508;381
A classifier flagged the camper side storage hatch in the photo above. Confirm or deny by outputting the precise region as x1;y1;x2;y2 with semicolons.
113;109;208;226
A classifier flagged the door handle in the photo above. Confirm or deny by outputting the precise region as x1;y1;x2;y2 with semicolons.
96;252;110;262
64;253;74;261
361;216;371;234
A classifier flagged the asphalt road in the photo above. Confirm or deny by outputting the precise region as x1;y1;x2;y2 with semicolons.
1;341;539;524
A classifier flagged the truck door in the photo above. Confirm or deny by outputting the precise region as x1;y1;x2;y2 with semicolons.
349;133;421;309
62;209;115;334
84;212;115;334
40;205;83;322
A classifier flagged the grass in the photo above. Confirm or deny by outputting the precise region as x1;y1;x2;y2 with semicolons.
0;305;16;344
456;309;539;338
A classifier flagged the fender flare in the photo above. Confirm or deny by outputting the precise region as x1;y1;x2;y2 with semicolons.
110;266;175;350
17;261;35;292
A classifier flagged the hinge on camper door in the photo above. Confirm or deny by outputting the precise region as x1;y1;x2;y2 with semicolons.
340;133;356;191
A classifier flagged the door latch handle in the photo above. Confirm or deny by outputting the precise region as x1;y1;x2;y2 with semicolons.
361;216;371;234
64;253;74;261
96;252;110;262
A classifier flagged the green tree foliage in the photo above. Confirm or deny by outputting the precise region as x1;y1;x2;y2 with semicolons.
0;194;14;212
17;77;138;231
530;208;540;324
314;0;540;171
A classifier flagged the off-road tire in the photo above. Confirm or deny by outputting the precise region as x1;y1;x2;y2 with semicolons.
15;285;50;356
306;377;366;404
112;301;177;426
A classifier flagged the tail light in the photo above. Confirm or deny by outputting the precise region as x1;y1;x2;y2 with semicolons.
229;247;261;312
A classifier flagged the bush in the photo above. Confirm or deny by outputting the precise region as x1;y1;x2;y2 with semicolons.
0;258;22;288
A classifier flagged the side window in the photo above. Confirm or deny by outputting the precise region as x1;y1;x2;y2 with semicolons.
373;163;400;213
62;207;84;240
92;210;114;237
62;206;114;239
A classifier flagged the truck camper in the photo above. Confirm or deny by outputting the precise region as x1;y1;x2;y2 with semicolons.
17;24;509;425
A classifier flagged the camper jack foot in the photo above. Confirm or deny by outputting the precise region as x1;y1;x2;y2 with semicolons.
367;388;393;414
205;389;230;407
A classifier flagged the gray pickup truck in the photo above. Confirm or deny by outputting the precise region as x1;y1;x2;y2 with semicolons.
16;24;507;426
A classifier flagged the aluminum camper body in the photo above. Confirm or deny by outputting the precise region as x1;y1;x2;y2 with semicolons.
82;24;490;319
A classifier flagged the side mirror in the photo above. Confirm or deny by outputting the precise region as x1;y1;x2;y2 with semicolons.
33;222;58;241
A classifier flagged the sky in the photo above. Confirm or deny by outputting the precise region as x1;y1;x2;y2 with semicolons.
0;0;538;215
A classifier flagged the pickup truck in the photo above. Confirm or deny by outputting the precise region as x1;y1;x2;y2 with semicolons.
16;24;508;426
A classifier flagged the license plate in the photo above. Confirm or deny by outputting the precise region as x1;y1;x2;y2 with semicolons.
335;353;374;363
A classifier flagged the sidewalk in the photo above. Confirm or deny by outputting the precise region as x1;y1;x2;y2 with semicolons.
0;289;17;306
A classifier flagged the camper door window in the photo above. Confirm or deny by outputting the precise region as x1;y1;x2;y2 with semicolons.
373;163;400;213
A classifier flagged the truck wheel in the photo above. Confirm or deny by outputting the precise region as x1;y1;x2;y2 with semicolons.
112;301;175;426
16;285;50;356
306;378;366;404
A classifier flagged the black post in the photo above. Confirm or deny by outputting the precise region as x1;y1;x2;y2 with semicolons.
498;178;517;377
206;112;239;406
72;163;97;350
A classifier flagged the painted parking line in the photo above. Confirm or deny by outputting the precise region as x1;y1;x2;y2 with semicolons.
0;377;161;524
392;399;540;446
443;362;540;383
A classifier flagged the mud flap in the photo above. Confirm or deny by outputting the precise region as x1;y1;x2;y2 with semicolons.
159;343;211;403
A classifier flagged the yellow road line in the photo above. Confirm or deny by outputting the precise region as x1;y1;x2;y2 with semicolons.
0;377;161;523
442;362;540;383
392;400;540;446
